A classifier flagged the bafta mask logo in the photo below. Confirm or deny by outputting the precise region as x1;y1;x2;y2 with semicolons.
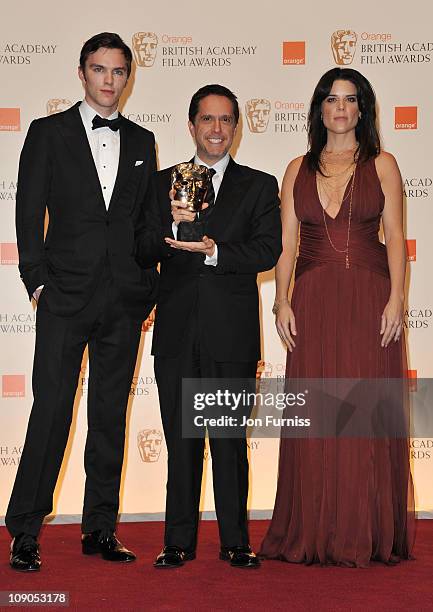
132;32;158;67
245;99;271;133
46;99;72;116
331;30;357;65
137;428;163;462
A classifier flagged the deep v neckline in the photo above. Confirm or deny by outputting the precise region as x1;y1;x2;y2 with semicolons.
315;171;354;220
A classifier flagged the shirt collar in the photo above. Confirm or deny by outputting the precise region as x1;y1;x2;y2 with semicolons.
79;99;119;130
194;153;230;176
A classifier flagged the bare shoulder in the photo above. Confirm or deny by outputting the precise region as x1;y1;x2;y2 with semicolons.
375;151;401;180
282;155;304;185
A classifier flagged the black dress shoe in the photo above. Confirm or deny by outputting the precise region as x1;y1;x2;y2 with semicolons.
82;529;136;562
220;545;261;568
10;533;41;572
153;545;196;569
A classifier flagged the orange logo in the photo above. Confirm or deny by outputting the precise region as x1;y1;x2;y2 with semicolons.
395;107;417;130
283;42;305;65
256;361;273;379
0;108;20;131
2;375;25;398
406;369;417;392
0;243;18;265
406;239;416;261
331;30;357;65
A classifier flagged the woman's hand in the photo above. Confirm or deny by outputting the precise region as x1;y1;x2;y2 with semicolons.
380;295;404;347
274;301;297;352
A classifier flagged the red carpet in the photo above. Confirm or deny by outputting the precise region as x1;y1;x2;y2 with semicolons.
0;520;432;611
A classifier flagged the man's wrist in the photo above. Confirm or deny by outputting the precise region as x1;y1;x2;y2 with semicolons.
204;243;218;266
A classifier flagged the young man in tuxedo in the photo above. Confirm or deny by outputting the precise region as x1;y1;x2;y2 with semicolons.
137;84;281;569
7;32;158;571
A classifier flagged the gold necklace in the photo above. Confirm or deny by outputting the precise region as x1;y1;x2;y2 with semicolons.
319;146;358;179
322;144;358;156
319;163;357;269
319;158;355;179
317;172;353;207
319;151;356;177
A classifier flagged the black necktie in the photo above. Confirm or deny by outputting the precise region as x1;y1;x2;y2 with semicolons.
205;168;217;208
92;115;122;131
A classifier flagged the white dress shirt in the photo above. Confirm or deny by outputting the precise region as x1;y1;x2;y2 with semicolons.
79;99;120;210
172;153;230;266
194;152;230;202
33;100;121;300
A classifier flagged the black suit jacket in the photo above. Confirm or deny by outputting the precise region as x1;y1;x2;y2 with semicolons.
16;102;158;318
136;158;282;362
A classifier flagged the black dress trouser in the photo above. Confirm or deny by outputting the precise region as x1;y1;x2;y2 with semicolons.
154;314;257;553
6;269;142;537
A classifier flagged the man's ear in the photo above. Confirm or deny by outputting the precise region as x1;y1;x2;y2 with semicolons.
188;120;196;140
78;65;86;84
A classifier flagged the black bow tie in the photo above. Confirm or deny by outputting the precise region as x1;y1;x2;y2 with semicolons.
92;115;122;131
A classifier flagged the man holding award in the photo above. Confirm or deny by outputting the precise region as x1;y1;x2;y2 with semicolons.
136;84;281;569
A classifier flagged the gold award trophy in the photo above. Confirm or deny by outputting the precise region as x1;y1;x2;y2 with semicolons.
171;163;212;241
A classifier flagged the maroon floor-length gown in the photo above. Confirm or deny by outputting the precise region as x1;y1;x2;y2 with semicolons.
260;156;415;567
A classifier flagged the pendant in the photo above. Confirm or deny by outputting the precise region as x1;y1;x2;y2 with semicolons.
345;253;350;269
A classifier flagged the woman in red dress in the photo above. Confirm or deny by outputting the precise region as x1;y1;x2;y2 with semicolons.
260;68;414;567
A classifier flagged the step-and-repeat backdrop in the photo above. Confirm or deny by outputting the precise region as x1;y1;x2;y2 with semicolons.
1;1;432;520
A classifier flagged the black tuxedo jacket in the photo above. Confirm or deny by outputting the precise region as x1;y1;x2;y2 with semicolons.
137;158;282;362
16;102;158;318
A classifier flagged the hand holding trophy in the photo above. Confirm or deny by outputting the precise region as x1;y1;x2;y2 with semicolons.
171;163;212;242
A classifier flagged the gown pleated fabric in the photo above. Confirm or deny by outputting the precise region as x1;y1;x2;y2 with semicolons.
260;156;415;567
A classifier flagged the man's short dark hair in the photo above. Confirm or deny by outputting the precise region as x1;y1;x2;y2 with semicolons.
189;84;239;125
79;32;133;78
